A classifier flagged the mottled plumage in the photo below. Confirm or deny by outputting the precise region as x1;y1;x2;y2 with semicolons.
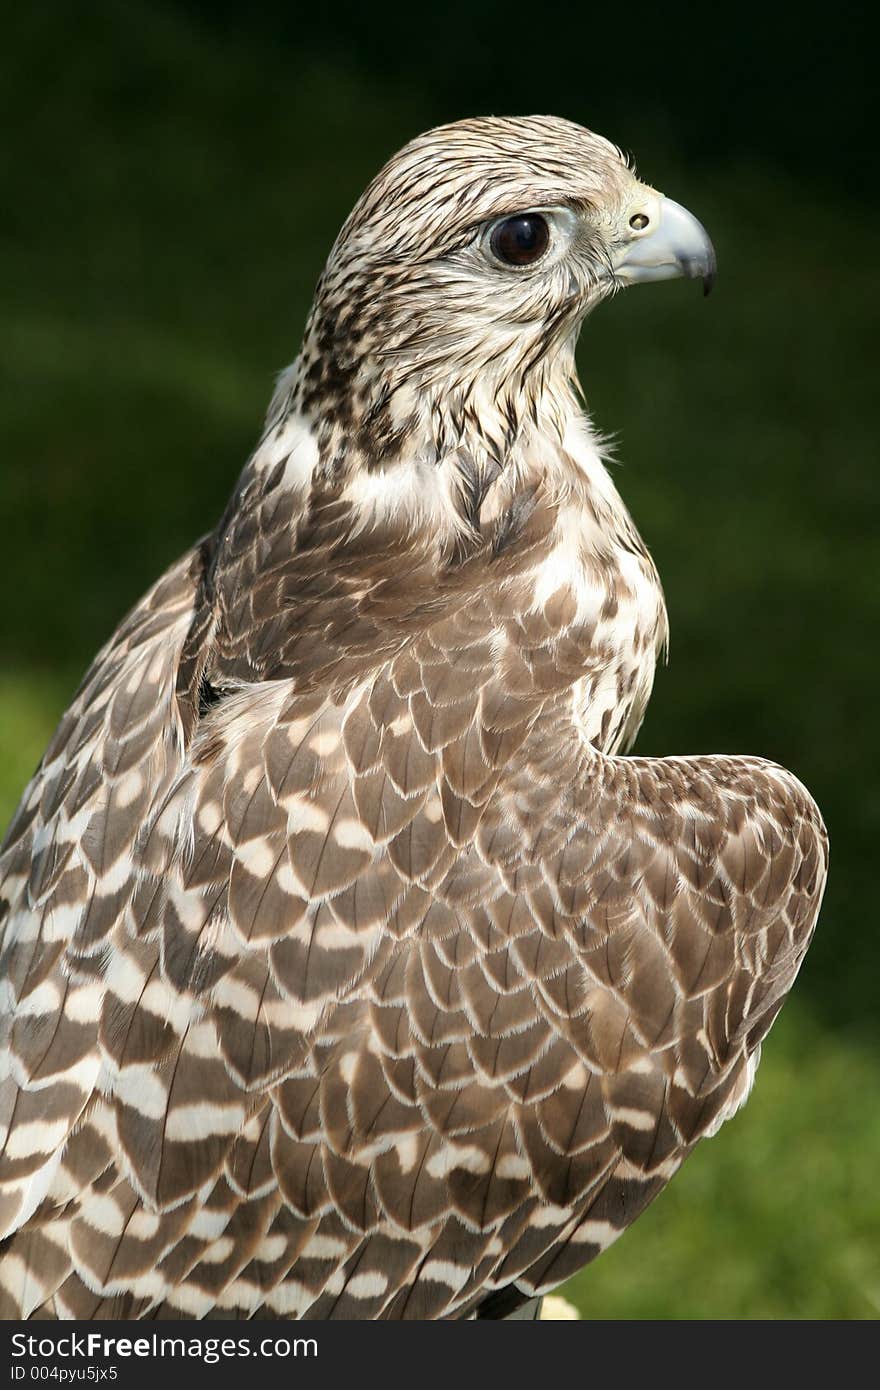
0;116;827;1319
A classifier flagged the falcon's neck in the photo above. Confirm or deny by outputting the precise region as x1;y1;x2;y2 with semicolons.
272;299;581;489
206;344;666;755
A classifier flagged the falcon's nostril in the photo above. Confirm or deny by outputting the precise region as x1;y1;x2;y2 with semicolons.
629;213;650;231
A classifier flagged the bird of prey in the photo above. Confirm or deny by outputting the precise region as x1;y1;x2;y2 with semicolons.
0;116;827;1320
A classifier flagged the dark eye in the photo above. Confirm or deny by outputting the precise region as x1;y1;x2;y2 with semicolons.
489;214;550;267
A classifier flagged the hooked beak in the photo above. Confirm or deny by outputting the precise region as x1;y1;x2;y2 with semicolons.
613;195;716;296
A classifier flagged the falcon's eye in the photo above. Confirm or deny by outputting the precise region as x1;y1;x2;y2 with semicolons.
489;214;551;267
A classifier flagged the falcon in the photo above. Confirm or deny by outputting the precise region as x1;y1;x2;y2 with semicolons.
0;116;827;1320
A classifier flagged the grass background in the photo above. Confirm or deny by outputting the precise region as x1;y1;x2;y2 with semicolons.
2;1;877;1318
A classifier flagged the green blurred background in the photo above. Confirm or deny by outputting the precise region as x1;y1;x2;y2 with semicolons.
2;1;877;1318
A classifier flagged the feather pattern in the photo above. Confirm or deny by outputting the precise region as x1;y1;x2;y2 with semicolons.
0;115;826;1319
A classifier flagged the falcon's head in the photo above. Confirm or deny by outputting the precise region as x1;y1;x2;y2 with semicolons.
272;115;714;551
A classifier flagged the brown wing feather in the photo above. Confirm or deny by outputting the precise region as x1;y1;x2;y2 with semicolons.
0;532;826;1317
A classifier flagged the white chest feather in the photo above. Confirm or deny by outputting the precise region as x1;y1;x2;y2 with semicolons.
535;418;667;752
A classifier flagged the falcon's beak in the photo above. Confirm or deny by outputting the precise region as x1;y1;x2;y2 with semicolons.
613;195;716;296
